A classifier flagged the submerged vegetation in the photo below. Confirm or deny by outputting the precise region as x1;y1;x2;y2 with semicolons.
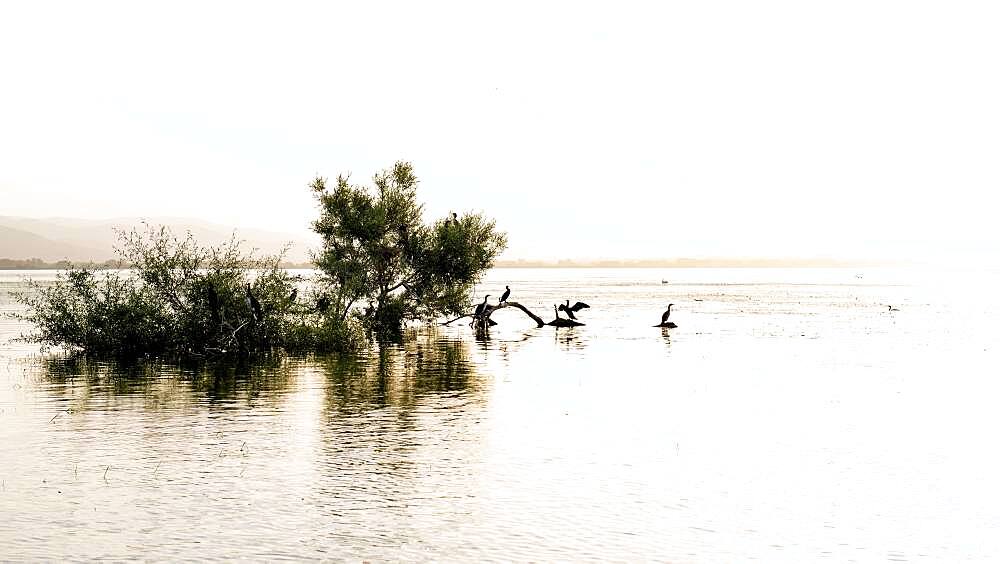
13;162;506;358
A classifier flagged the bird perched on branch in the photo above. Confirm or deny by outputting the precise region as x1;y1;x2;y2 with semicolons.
245;284;263;323
558;299;590;320
474;295;491;318
499;285;511;304
207;282;221;327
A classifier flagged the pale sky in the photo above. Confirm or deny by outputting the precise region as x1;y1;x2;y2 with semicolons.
1;1;997;262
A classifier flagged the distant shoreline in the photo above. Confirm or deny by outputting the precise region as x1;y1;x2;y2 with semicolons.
493;259;894;269
2;257;893;270
0;258;316;270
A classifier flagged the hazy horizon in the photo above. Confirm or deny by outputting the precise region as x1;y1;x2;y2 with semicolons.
2;2;997;264
0;213;951;266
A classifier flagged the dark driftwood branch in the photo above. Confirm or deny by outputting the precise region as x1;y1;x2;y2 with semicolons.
444;301;588;330
483;301;545;328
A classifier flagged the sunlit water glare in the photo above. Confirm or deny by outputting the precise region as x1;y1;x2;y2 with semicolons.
2;267;999;562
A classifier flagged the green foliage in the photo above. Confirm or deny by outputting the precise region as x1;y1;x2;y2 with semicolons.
14;162;507;357
311;161;507;340
14;224;357;358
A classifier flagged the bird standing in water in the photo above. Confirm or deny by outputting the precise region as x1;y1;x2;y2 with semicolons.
657;303;678;328
499;285;511;304
661;303;674;324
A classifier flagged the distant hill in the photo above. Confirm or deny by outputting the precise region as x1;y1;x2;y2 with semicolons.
0;216;314;263
0;224;110;262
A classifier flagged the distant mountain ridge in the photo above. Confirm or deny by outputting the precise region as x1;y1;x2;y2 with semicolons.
0;216;314;263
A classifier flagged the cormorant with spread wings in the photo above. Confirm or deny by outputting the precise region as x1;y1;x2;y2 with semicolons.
558;299;590;320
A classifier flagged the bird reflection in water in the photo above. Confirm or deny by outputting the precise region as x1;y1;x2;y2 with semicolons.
660;327;672;350
554;328;587;351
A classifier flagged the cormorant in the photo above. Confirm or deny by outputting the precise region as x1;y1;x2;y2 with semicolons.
661;303;674;325
499;285;511;304
289;288;298;303
245;284;263;323
474;295;491;318
888;305;900;312
558;300;590;320
207;282;221;327
656;303;678;328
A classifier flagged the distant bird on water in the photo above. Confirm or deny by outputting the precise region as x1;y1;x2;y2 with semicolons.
499;285;511;304
888;305;900;312
245;284;263;323
656;303;678;328
558;299;590;320
474;295;491;318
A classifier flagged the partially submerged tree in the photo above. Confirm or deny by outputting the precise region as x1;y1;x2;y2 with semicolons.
14;224;317;357
310;161;507;340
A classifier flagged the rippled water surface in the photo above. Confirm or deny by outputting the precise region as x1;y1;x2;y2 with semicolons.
2;267;1000;562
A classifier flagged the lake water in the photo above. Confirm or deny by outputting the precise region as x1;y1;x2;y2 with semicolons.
2;267;999;562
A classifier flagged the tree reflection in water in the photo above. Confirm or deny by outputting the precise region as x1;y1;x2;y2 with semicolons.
29;332;485;415
320;332;484;413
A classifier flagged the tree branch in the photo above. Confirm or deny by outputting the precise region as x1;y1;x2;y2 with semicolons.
482;301;545;328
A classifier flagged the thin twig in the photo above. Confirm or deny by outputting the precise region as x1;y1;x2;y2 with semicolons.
441;314;472;326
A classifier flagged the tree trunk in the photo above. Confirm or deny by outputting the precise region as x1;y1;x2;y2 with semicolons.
483;301;545;327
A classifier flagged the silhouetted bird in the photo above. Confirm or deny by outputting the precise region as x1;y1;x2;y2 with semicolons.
452;212;458;222
661;303;674;324
888;305;900;312
474;295;491;318
207;283;221;327
245;284;263;323
558;299;590;320
289;288;298;303
499;285;511;304
657;303;678;328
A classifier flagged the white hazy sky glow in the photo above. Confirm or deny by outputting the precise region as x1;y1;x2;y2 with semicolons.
1;1;998;261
